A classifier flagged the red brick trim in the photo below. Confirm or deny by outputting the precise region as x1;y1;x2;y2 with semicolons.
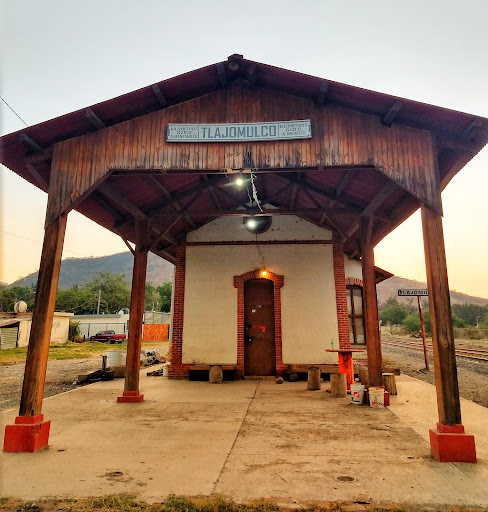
346;277;364;287
233;269;286;377
333;243;351;349
169;246;192;379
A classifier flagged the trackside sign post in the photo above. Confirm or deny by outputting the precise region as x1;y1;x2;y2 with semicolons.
398;289;429;369
398;289;428;296
167;120;312;142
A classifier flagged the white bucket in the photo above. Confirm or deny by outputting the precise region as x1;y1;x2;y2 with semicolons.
162;364;169;377
350;383;365;405
369;386;385;408
106;350;124;367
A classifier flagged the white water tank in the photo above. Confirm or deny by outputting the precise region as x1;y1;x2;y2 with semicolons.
14;301;27;313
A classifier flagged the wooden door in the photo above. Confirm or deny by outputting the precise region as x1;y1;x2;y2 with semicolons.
244;279;276;376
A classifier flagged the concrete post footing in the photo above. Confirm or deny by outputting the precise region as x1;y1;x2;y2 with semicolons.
429;423;477;463
117;390;144;403
3;414;51;452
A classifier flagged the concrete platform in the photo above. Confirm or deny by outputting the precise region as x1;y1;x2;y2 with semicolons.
1;369;487;507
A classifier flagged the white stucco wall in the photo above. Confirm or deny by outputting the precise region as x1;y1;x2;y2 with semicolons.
344;255;363;281
16;312;73;347
187;215;333;243
183;216;339;365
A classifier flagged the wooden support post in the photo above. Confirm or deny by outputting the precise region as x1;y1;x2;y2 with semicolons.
417;295;429;370
360;216;383;387
421;203;476;462
118;221;148;403
4;214;67;452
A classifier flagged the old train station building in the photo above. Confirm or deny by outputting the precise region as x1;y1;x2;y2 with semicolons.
1;55;487;462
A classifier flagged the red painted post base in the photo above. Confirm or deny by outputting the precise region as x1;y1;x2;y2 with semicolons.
3;414;51;453
429;423;477;463
117;390;144;403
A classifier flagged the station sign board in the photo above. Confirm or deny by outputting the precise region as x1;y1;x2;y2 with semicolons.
167;120;312;142
398;289;428;296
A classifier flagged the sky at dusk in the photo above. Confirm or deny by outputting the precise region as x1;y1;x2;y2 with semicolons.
1;0;487;297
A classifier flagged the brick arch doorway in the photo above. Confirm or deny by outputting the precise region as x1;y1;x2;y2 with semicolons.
233;270;286;377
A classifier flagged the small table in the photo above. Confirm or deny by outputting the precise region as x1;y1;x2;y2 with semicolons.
326;349;364;389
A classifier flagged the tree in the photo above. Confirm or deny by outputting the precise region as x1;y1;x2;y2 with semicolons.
451;303;488;326
55;286;98;314
0;286;16;312
145;283;161;311
379;299;409;325
156;282;172;312
85;272;130;314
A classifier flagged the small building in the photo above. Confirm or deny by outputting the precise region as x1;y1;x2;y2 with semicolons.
2;55;486;462
0;312;73;349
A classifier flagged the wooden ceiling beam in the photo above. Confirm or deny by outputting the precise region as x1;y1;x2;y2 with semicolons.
19;133;42;153
151;84;168;108
343;181;397;239
151;207;362;221
437;136;478;154
85;108;106;130
461;118;483;142
25;163;48;192
148;175;197;228
246;64;257;86
316;82;329;105
150;217;182;251
98;183;147;219
217;63;227;87
382;100;403;127
335;169;355;198
25;148;53;166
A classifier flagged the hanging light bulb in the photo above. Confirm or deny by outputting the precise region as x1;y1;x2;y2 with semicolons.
261;270;268;278
235;177;244;187
246;219;256;228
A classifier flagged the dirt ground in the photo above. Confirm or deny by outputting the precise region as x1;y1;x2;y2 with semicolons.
382;342;488;408
0;356;102;411
0;344;168;411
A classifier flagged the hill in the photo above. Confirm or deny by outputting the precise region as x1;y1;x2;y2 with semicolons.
8;253;488;307
9;252;174;289
377;276;488;307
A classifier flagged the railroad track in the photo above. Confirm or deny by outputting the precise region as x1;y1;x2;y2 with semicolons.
381;337;488;363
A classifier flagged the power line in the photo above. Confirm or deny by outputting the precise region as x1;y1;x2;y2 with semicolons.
0;96;28;127
0;229;87;257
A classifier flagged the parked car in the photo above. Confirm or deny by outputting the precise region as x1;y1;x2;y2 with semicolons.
89;330;126;343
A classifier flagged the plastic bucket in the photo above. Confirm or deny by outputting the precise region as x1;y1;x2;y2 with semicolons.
350;383;365;405
162;364;169;378
369;386;385;408
106;350;124;367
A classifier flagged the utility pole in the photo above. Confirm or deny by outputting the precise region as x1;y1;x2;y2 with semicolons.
97;289;101;315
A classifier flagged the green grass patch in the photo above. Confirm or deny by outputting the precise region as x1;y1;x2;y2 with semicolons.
0;495;485;512
0;341;167;363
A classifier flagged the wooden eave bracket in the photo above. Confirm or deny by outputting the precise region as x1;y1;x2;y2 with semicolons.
85;108;106;130
152;85;168;108
25;163;48;192
461;118;483;142
19;133;42;153
217;63;227;87
316;82;329;105
382;100;403;126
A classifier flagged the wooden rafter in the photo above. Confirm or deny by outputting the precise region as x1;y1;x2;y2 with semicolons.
20;133;42;152
25;148;53;166
382;100;403;127
217;63;227;87
148;175;197;228
344;181;397;239
316;82;329;105
85;108;106;130
151;85;167;108
25;164;48;192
